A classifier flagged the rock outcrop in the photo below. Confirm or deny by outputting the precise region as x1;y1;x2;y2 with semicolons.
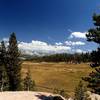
86;91;100;100
0;91;66;100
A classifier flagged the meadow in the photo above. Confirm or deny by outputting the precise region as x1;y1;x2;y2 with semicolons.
22;61;92;96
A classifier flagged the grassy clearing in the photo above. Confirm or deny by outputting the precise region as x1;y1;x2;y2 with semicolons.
21;61;92;96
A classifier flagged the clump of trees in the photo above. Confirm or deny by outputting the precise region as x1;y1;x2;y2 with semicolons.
83;13;100;94
0;33;35;91
29;53;91;63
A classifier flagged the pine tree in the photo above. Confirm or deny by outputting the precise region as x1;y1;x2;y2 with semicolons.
0;41;9;91
74;81;86;100
6;33;22;91
0;65;9;91
23;69;35;91
83;13;100;94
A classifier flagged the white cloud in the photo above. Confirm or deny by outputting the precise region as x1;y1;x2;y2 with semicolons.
69;32;87;39
31;40;47;46
65;41;85;46
18;40;71;55
76;49;83;53
75;49;86;53
55;42;63;46
1;37;88;55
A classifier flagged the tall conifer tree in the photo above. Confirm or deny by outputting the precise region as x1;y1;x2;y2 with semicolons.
0;41;9;91
7;33;21;91
83;13;100;94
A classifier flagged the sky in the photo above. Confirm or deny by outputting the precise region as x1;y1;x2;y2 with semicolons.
0;0;100;55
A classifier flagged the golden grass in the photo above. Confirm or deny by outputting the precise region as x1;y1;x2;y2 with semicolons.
21;61;92;96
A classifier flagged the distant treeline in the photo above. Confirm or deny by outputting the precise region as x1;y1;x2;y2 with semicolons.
26;53;91;63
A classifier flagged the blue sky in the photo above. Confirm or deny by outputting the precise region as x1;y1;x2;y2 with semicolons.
0;0;100;54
